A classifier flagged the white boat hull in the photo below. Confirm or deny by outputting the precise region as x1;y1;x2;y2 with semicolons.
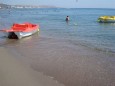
4;28;39;39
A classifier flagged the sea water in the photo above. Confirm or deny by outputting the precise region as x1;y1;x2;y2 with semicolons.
0;8;115;53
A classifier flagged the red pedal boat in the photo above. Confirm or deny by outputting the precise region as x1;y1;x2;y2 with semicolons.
0;22;39;39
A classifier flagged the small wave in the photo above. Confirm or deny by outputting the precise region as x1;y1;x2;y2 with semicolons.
67;39;115;54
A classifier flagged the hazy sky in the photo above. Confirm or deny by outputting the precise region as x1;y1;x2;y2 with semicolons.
2;0;115;8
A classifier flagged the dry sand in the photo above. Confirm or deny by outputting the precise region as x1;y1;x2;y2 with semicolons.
0;47;64;86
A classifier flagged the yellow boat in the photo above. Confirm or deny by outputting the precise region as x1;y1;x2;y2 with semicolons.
98;16;115;23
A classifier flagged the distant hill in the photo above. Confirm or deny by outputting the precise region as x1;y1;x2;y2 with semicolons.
0;3;11;9
39;5;57;8
0;3;58;9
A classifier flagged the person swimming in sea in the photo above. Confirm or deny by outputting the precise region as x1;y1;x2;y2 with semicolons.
65;16;69;21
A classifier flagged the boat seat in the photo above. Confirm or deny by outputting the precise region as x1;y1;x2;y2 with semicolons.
12;24;28;30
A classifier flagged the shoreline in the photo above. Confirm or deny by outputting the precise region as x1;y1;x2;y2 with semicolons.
3;36;115;86
0;47;64;86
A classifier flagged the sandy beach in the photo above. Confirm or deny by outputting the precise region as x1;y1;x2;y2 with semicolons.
2;37;115;86
0;47;64;86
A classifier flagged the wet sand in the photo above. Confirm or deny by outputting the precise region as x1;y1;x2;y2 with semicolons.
4;36;115;86
0;47;64;86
